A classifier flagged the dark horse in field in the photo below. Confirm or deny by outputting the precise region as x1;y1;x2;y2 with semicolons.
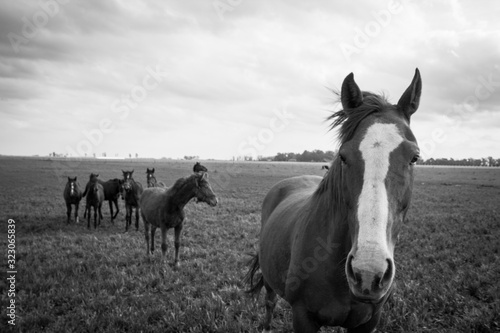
140;172;218;268
83;174;123;223
85;176;104;229
146;168;166;188
122;170;143;231
193;162;208;173
245;69;422;332
63;177;82;224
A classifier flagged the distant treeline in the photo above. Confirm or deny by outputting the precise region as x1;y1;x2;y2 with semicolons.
258;150;336;162
418;157;500;167
258;151;500;167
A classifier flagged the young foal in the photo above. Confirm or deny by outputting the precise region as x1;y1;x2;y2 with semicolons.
85;178;104;229
82;174;123;223
146;168;166;188
246;69;422;332
140;172;218;268
122;170;143;231
63;177;82;224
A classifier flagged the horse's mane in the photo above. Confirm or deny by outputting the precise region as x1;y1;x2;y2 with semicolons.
167;175;194;195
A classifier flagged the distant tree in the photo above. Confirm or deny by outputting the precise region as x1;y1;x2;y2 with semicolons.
135;153;138;158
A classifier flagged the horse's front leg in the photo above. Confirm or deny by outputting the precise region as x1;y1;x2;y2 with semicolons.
112;199;119;220
108;200;114;224
75;203;79;224
98;204;103;225
173;224;183;269
125;205;130;231
66;203;71;224
87;205;91;229
135;207;140;231
94;206;98;229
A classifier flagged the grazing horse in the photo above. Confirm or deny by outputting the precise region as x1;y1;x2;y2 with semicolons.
245;69;422;332
85;178;104;229
193;162;208;173
122;170;143;231
83;174;123;223
140;172;218;268
63;177;82;224
146;168;166;188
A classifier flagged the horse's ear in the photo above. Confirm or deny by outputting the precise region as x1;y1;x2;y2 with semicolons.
67;177;71;181
74;176;77;181
341;73;363;110
152;168;155;173
397;68;422;121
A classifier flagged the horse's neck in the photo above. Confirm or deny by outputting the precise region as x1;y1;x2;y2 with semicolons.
168;181;195;211
311;172;352;254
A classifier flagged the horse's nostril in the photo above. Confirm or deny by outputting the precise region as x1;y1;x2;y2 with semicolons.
380;259;394;288
346;255;357;283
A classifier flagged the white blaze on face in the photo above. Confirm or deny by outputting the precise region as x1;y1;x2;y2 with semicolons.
357;123;403;259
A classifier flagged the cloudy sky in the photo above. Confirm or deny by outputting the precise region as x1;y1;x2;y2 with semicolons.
1;0;499;160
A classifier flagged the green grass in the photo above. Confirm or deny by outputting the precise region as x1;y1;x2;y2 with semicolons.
0;157;499;332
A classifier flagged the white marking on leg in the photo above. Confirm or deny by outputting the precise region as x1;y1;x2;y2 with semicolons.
357;123;403;261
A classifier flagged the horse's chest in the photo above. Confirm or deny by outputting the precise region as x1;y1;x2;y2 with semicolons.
317;300;374;328
165;212;184;228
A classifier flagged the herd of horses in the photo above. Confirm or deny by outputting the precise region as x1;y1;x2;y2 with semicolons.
63;70;421;333
63;161;217;265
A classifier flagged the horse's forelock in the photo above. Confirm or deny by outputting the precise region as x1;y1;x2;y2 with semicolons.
328;92;391;144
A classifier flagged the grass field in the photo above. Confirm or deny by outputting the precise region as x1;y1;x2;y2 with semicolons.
1;156;499;332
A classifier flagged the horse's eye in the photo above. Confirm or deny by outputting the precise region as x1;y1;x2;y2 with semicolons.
410;155;419;165
339;154;347;164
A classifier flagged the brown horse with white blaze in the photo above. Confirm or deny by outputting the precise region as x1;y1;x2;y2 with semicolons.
246;69;422;332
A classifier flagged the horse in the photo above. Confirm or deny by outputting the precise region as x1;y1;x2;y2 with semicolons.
63;177;82;224
122;170;143;231
139;172;218;268
193;162;208;173
146;168;166;188
85;177;104;229
82;174;123;223
245;69;422;332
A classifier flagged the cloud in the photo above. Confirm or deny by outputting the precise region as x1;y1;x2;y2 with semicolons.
0;0;499;159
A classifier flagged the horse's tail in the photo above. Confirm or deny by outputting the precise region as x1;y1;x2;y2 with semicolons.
244;253;264;296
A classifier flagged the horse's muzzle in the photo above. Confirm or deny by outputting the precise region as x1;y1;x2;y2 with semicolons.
346;254;394;302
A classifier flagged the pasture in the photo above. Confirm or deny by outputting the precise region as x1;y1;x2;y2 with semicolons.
0;156;499;332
